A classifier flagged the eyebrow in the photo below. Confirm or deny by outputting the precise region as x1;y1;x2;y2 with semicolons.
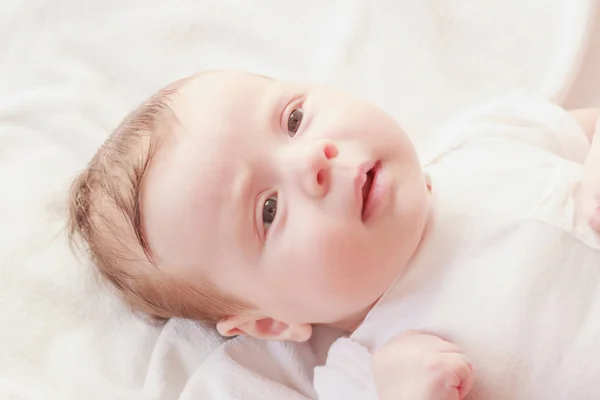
252;72;273;81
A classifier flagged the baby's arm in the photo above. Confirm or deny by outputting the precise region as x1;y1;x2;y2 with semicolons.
571;108;600;230
314;332;473;400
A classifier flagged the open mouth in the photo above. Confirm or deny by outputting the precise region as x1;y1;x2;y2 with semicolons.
361;161;381;218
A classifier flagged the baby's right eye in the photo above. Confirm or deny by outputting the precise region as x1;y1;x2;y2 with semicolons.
262;194;278;232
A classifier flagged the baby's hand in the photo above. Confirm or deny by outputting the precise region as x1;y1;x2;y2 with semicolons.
372;331;473;400
582;116;600;232
582;183;600;232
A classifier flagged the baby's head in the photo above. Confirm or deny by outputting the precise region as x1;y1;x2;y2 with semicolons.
68;70;431;341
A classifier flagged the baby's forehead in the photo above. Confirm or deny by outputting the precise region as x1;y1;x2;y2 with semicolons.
141;151;233;269
141;129;247;271
175;70;272;101
169;71;276;139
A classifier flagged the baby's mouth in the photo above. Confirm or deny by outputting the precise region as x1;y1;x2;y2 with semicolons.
361;161;381;218
362;171;375;210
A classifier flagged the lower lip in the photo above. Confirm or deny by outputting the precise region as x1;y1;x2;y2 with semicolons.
362;164;390;222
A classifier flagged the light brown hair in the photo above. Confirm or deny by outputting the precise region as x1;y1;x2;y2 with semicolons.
67;84;247;323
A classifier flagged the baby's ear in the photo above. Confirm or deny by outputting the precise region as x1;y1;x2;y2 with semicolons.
217;314;312;342
424;173;432;192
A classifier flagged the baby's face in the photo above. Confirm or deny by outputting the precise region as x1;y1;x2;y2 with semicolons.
142;71;430;326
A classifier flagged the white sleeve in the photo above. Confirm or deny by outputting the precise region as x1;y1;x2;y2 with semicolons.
421;91;590;165
313;338;379;400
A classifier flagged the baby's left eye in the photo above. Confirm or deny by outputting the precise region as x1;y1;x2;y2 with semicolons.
287;108;303;137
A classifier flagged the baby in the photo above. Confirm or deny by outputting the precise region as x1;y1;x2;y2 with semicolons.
68;70;600;399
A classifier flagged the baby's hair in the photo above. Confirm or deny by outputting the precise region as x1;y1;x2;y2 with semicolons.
67;79;247;324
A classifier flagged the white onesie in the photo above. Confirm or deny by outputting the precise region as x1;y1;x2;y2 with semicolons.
314;93;600;399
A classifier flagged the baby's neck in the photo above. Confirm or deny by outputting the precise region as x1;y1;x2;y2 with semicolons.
328;304;374;333
328;276;409;333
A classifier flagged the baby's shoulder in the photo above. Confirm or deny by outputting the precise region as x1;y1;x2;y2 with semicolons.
418;91;589;168
424;132;584;237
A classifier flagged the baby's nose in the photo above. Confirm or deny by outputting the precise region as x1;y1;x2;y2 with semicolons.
293;140;338;198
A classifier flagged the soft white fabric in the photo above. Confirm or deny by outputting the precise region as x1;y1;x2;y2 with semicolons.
1;0;599;399
315;93;600;399
313;338;379;400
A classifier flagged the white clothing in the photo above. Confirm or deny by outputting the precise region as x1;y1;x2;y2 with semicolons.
314;93;600;399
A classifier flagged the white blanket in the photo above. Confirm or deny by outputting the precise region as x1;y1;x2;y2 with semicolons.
1;0;598;399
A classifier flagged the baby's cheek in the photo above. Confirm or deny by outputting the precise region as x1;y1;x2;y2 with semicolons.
299;228;379;291
268;231;384;321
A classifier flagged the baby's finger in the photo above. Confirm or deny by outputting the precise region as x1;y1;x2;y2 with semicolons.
430;353;473;400
405;331;462;353
589;208;600;232
457;359;474;400
582;190;600;232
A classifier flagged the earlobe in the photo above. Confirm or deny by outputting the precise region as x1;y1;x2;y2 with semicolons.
216;315;313;342
281;322;313;342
